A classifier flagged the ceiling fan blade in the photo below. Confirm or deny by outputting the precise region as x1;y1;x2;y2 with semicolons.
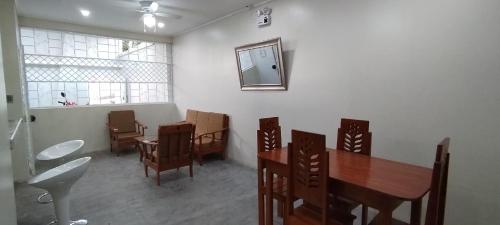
111;0;139;8
154;12;182;19
135;9;146;13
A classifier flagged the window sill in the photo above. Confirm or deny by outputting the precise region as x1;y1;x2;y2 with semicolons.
29;102;175;110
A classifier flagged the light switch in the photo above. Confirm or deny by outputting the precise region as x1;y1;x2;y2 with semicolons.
6;95;13;103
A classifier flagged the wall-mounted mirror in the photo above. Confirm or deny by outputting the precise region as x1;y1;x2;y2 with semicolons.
235;38;286;91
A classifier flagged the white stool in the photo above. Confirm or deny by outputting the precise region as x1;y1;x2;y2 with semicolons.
29;157;91;225
36;140;85;204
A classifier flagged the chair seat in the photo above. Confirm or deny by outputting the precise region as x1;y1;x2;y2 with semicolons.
288;205;350;225
150;150;189;162
194;137;224;153
116;132;143;139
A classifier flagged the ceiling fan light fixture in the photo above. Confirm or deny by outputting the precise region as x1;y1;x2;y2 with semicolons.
150;2;159;12
80;9;90;17
143;13;157;28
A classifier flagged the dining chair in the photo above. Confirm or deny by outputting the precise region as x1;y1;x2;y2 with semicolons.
369;138;450;225
286;130;354;225
143;123;195;185
257;117;287;223
258;117;282;151
337;118;372;156
336;118;372;225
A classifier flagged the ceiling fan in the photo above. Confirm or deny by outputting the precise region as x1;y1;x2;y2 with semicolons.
134;1;181;32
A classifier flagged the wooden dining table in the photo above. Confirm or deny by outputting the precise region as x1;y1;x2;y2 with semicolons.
257;147;433;225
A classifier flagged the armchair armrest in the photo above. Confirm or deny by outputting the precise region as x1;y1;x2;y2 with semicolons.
195;128;228;139
106;123;119;133
135;120;148;135
195;128;229;144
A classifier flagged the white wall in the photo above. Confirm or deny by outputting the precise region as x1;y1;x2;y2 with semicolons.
173;0;500;224
30;103;181;156
1;0;34;182
0;31;18;225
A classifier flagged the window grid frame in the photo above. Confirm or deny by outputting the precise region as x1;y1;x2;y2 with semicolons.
20;27;172;108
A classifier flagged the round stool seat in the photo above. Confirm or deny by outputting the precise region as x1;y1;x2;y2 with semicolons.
35;140;85;205
37;140;84;161
29;157;91;225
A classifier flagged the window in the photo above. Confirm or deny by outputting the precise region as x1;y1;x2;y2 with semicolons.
20;27;172;108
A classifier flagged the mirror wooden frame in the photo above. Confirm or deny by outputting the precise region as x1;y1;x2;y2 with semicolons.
235;37;286;91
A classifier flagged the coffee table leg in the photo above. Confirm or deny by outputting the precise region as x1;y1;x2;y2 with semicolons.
411;199;422;225
266;168;274;225
142;143;148;161
138;142;143;162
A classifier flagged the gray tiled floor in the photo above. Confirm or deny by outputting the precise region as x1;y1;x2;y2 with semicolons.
15;151;366;225
15;151;265;225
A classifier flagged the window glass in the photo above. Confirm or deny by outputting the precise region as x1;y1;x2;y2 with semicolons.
20;27;172;107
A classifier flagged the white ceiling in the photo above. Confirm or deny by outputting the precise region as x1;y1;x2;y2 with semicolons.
16;0;264;37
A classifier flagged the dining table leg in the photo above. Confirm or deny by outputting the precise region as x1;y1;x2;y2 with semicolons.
258;159;265;225
376;208;392;225
410;199;422;225
266;168;274;225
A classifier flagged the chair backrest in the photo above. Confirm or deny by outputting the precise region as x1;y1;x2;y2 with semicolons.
195;111;210;135
336;118;372;155
190;110;228;139
259;117;279;129
257;117;282;152
287;130;329;225
156;123;195;164
186;109;198;124
425;138;450;225
207;112;227;139
108;110;136;133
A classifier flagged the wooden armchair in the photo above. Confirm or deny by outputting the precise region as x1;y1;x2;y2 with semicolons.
189;111;229;165
143;123;196;185
107;110;147;156
336;118;372;225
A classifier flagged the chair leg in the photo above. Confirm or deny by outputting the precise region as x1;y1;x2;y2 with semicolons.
156;171;160;186
198;154;203;165
189;164;193;177
144;164;148;177
283;199;288;225
361;205;368;225
258;160;265;225
277;200;284;218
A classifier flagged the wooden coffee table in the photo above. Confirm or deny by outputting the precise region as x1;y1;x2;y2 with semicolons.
134;136;157;162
